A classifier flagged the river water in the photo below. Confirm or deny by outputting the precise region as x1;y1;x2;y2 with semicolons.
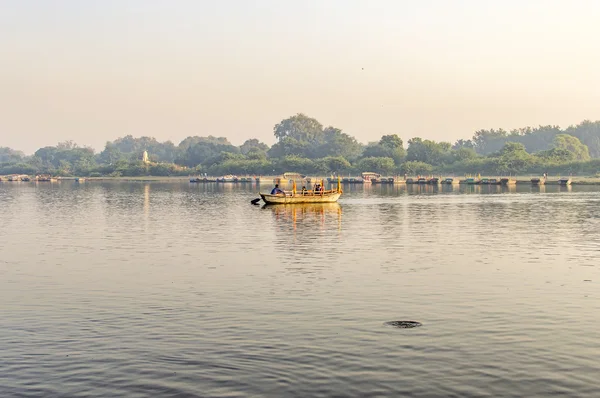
1;182;599;397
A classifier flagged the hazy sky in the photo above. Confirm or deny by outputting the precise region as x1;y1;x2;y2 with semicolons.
2;0;600;153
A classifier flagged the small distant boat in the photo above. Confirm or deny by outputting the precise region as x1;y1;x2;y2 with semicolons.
500;178;516;186
36;175;55;182
441;178;454;185
417;177;427;184
190;177;217;183
341;177;364;184
361;172;380;183
8;175;20;181
558;177;571;186
75;177;85;183
372;177;394;184
531;177;545;186
428;177;440;185
489;178;501;185
462;177;480;185
216;175;238;183
21;176;31;182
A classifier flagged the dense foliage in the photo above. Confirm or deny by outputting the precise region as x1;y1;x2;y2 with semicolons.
2;115;600;177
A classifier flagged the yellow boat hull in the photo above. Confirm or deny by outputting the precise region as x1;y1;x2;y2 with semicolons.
260;192;341;204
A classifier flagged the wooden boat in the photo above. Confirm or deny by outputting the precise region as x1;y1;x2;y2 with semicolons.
8;175;20;181
441;178;454;185
558;177;572;186
36;175;55;182
500;178;516;186
461;177;480;185
74;177;85;183
216;175;238;183
428;177;440;184
260;191;341;204
361;172;380;183
531;177;545;186
260;180;342;204
372;177;395;184
342;177;363;184
488;178;501;185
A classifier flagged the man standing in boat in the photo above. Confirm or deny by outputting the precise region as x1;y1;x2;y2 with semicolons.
270;184;284;195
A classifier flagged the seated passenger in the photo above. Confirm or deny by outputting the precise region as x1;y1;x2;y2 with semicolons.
270;184;284;195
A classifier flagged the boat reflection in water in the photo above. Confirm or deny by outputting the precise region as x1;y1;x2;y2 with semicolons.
263;203;342;232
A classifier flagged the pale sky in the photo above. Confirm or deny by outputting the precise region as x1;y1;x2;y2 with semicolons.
1;0;600;154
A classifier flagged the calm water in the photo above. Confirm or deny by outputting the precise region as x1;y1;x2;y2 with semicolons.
1;182;600;397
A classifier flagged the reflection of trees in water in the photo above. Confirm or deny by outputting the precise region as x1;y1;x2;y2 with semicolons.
466;195;600;258
33;182;98;223
0;185;26;231
406;184;439;196
375;203;406;239
376;184;405;197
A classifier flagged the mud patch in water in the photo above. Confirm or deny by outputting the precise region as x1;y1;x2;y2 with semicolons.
385;321;422;329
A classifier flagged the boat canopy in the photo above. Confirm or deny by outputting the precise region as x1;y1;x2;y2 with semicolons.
361;172;381;178
283;172;306;179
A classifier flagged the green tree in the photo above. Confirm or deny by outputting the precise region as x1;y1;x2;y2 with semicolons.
551;134;590;161
99;142;126;164
362;135;405;165
451;147;478;162
176;137;239;167
356;157;395;175
314;127;363;161
495;142;534;174
240;139;269;155
453;139;474;150
472;128;509;155
320;156;352;174
276;155;317;174
400;161;434;175
565;120;600;158
274;113;323;142
406;138;451;164
0;147;25;163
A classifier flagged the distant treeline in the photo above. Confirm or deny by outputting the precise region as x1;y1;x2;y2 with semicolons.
2;115;600;177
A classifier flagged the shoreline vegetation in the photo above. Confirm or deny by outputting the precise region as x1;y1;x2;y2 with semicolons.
2;114;600;180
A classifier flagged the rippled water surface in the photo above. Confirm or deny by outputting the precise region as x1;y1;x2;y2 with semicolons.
2;182;600;397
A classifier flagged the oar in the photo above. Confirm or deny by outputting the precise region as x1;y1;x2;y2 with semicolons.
250;198;261;205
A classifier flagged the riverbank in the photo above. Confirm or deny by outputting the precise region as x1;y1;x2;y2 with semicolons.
3;175;600;185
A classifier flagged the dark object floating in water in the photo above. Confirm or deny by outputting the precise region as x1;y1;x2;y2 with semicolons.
250;198;261;205
385;321;422;329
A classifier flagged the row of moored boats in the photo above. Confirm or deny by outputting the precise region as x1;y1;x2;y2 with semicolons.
0;175;85;182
